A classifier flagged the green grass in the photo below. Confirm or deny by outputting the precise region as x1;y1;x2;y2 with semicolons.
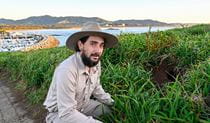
0;24;209;122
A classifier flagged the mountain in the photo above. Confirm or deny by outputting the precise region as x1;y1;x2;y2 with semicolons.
0;15;172;27
113;19;169;26
17;15;62;25
0;15;109;26
0;19;16;25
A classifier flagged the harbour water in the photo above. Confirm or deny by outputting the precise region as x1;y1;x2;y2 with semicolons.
13;26;176;46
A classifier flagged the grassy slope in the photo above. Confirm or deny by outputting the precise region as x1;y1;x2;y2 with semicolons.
0;24;209;122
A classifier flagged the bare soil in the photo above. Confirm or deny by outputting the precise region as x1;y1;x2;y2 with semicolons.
151;60;182;87
0;70;47;123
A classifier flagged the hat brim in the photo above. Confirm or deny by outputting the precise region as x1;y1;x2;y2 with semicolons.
66;31;118;51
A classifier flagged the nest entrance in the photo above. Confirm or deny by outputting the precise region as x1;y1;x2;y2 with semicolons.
152;60;181;87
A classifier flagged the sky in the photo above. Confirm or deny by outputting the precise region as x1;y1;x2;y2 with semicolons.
0;0;209;23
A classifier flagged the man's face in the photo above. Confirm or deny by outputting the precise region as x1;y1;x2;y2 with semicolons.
78;36;105;67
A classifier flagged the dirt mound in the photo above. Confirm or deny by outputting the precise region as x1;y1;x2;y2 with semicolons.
151;60;182;87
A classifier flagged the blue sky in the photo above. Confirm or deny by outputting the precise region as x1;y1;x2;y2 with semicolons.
0;0;209;23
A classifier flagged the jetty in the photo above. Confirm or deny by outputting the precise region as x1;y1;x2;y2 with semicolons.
21;35;59;51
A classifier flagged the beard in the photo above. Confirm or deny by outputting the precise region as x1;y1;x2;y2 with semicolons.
81;52;100;67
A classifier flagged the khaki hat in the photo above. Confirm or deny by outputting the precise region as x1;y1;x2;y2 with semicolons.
66;22;118;51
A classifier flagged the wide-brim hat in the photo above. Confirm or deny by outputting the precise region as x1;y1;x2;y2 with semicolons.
66;22;118;51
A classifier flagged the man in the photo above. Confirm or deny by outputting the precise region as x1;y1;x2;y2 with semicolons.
43;22;118;123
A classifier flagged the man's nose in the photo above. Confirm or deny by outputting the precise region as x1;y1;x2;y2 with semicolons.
94;45;103;53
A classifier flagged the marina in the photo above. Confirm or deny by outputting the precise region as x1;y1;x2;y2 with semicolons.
0;31;59;52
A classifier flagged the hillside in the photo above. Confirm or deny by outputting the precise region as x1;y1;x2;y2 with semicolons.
0;24;209;122
113;19;169;26
0;15;173;27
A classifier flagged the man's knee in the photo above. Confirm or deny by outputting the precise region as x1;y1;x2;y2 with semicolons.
91;102;112;118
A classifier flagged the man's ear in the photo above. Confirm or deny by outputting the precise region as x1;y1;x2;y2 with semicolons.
78;40;83;51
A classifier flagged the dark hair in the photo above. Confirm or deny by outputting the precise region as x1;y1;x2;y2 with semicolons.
74;35;106;51
75;36;89;52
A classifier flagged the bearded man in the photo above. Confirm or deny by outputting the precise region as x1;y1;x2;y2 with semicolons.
43;22;118;123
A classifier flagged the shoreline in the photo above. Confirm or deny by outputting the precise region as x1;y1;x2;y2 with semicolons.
21;35;60;51
0;32;60;52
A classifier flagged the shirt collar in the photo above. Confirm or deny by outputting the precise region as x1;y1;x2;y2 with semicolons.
75;52;99;75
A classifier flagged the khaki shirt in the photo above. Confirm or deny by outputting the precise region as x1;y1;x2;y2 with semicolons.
43;52;114;122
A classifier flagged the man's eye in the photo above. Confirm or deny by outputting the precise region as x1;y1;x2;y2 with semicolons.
90;42;95;45
90;42;97;45
100;44;104;48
